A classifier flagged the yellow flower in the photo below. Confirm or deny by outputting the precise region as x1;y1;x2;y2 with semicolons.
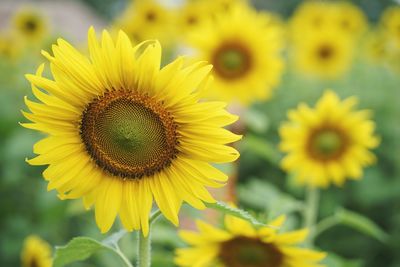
331;1;367;37
116;0;174;45
22;28;241;235
363;30;388;64
188;2;284;105
290;1;366;45
175;0;211;38
175;215;326;267
292;29;354;79
279;91;379;188
21;235;52;267
380;6;400;48
12;8;47;42
379;6;400;72
0;33;21;60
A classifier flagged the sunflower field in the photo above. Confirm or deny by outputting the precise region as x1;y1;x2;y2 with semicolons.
0;0;399;267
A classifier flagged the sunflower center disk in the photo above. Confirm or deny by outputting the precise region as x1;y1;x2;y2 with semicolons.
80;90;178;179
214;44;251;79
25;20;37;32
318;45;334;60
219;236;283;267
309;129;346;160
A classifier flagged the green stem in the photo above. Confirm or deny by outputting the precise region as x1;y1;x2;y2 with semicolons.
113;245;134;267
137;210;162;267
313;215;340;238
303;185;320;247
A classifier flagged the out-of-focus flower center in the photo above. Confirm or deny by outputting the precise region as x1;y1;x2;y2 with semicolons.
213;43;252;80
318;44;334;60
308;128;347;160
80;90;178;179
219;236;283;267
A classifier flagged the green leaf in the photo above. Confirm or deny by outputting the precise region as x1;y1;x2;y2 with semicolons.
53;237;107;267
243;109;269;133
238;179;304;218
206;201;266;228
241;135;281;165
335;208;389;243
322;252;363;267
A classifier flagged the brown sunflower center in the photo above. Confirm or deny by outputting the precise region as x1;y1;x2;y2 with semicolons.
318;44;334;60
145;10;157;22
80;90;178;179
213;43;252;79
24;18;38;32
27;257;39;267
308;127;348;161
219;236;284;267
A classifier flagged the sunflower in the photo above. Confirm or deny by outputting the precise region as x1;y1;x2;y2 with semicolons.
22;28;241;235
175;0;211;38
175;214;326;267
290;1;366;41
379;6;400;72
21;235;52;267
187;2;284;105
290;1;334;36
292;29;354;79
12;8;47;42
332;2;367;37
116;0;174;45
0;33;21;60
279;90;379;188
380;6;400;47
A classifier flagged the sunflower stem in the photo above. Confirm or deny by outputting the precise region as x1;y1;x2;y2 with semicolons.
303;185;320;247
137;210;162;267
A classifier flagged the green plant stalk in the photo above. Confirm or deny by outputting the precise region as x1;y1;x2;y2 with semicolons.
137;210;162;267
137;231;151;267
303;185;320;247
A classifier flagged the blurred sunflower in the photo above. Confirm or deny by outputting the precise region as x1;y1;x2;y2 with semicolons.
22;28;241;235
116;0;173;45
21;235;52;267
175;214;326;267
279;90;379;187
290;1;333;39
292;29;354;79
0;33;21;60
188;2;284;105
379;6;400;72
380;6;400;47
290;1;366;41
175;0;211;38
332;2;367;37
363;30;387;64
12;8;47;43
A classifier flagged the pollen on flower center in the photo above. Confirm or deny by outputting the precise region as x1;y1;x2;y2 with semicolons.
80;90;178;179
218;236;284;267
213;43;251;79
308;127;347;161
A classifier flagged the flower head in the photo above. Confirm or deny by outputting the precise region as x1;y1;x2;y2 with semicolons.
12;8;47;42
22;28;241;235
175;215;326;267
292;29;354;79
21;235;52;267
279;90;379;187
188;2;284;105
115;0;174;45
